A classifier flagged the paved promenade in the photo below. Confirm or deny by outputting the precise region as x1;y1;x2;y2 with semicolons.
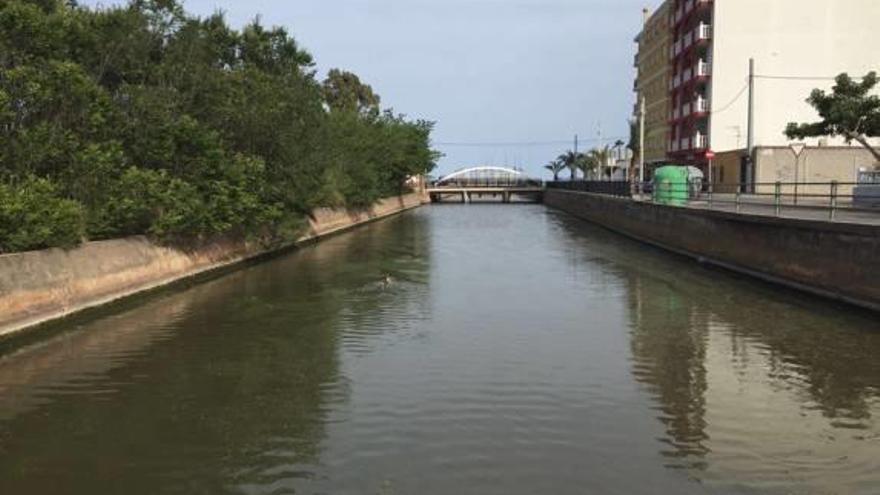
633;193;880;226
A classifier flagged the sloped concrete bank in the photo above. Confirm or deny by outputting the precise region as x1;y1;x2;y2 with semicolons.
545;189;880;311
0;192;427;337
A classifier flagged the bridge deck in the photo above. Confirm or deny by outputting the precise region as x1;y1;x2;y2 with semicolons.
427;187;544;193
427;186;544;204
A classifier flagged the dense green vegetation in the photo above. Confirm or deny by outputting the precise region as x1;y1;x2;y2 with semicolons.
0;0;438;253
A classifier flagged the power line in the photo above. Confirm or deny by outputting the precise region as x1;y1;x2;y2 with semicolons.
711;81;749;115
434;136;628;147
754;74;867;81
434;140;569;147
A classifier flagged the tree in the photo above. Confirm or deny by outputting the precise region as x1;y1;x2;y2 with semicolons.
544;159;565;181
577;153;599;179
557;150;583;180
0;0;437;252
588;146;612;178
785;72;880;165
321;68;380;116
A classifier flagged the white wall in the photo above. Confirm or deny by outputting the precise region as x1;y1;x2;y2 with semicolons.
710;0;880;153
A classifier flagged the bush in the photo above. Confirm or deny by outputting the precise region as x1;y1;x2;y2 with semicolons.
0;177;85;253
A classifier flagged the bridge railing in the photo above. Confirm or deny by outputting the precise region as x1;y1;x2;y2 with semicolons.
431;178;543;188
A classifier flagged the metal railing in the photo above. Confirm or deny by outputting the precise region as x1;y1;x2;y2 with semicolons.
430;178;543;188
547;180;631;197
548;179;880;222
633;181;880;222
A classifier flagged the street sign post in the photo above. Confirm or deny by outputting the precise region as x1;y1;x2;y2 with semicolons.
790;143;807;204
706;150;716;192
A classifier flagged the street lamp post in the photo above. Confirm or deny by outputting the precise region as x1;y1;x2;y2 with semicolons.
706;150;716;204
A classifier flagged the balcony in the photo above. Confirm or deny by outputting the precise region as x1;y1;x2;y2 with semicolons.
682;102;692;117
682;30;694;51
633;53;639;67
675;0;712;27
670;60;710;93
671;39;683;58
696;23;712;42
696;59;712;77
682;67;693;83
671;23;712;61
673;5;684;24
694;96;709;113
670;132;708;152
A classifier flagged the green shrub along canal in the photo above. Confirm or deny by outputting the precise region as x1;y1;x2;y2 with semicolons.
0;205;878;494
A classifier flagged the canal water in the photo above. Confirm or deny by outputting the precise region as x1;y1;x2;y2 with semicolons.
0;205;878;494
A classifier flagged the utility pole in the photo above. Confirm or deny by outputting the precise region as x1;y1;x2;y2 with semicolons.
597;121;604;179
746;57;755;189
639;96;646;192
637;7;649;195
574;134;578;180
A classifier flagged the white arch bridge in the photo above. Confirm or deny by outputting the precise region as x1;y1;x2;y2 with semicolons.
428;167;544;204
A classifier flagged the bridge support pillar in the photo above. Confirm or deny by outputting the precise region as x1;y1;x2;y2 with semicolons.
502;191;511;203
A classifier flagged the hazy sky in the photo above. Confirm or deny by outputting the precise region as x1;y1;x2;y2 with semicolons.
87;0;650;177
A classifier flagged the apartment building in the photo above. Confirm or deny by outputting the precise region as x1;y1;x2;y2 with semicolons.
637;0;880;182
633;1;672;165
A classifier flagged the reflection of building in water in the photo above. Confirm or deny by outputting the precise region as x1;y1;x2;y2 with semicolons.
626;275;710;469
620;251;880;491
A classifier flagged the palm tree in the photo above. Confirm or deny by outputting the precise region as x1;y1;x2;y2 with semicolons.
544;159;566;181
588;146;612;179
577;153;599;180
558;150;581;180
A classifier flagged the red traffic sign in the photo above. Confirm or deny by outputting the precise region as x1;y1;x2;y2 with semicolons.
705;150;716;160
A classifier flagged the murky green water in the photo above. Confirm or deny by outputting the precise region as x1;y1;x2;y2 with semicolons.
1;205;879;494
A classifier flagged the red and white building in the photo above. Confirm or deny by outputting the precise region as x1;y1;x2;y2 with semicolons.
667;0;713;165
638;0;880;182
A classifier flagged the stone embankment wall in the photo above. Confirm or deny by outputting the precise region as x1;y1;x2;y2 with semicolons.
545;189;880;311
0;192;426;337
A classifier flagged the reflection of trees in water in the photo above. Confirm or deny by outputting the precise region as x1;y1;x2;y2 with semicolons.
0;211;432;494
549;210;880;471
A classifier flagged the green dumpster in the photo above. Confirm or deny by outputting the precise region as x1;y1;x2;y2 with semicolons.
653;166;689;206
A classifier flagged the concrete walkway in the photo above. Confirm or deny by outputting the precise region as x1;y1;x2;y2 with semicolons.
632;193;880;226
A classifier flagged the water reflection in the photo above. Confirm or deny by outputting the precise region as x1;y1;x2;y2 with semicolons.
627;283;710;469
1;205;878;494
551;213;880;491
0;212;431;494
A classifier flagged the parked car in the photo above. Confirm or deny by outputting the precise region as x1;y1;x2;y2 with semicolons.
853;169;880;208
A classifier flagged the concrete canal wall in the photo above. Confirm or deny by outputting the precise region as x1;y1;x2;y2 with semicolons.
545;189;880;311
0;192;426;338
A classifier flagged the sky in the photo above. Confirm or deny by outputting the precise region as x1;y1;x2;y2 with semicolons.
86;0;651;178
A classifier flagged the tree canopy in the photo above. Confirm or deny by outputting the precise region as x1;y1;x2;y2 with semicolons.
0;0;438;253
322;69;381;116
785;72;880;164
544;159;565;181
